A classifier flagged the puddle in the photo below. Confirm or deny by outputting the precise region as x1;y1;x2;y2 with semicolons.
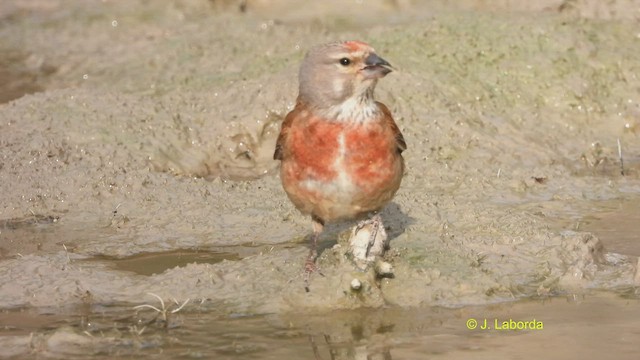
579;199;640;257
0;215;60;230
547;196;640;257
0;308;76;336
0;49;55;104
92;250;242;276
0;215;63;259
88;243;296;276
0;291;638;359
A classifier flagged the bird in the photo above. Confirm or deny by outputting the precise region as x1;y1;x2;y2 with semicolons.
273;40;406;291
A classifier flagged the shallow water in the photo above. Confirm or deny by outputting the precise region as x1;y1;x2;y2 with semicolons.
1;290;639;359
580;199;640;256
83;242;299;276
89;250;241;276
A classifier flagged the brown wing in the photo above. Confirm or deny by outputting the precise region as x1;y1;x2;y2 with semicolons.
377;101;406;154
273;102;303;160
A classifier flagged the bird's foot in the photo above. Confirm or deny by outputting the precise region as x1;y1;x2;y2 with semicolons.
303;250;324;292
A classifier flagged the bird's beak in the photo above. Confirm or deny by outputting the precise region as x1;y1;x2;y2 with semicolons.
363;53;392;79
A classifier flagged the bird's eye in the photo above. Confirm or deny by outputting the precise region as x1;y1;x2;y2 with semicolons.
339;58;351;66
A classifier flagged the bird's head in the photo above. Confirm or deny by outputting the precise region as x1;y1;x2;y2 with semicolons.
297;41;392;113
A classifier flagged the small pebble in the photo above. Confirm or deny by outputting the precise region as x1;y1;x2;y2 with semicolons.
350;278;362;290
375;261;394;277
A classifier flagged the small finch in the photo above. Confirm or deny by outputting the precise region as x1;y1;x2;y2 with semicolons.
273;41;406;290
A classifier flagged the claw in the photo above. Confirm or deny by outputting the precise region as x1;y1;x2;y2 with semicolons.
303;250;324;292
303;251;316;292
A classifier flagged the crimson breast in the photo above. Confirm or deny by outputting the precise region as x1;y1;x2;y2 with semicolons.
286;117;397;194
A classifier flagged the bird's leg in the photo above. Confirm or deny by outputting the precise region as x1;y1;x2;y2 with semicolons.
304;215;325;292
355;214;383;257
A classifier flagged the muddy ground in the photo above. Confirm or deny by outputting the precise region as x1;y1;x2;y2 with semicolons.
1;0;640;358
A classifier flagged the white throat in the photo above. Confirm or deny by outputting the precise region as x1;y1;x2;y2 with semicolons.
325;94;379;124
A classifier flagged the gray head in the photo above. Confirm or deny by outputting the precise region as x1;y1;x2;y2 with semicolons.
297;41;392;111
